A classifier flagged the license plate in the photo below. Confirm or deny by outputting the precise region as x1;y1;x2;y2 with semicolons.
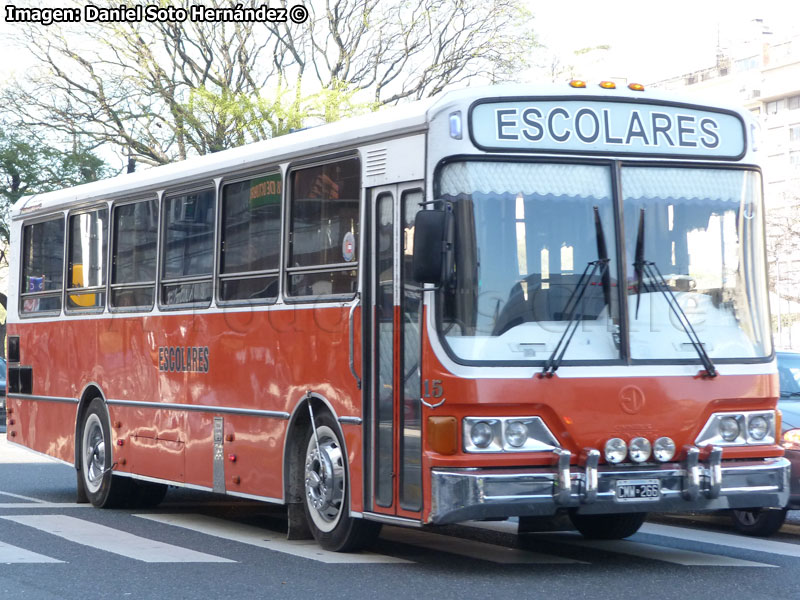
615;478;661;502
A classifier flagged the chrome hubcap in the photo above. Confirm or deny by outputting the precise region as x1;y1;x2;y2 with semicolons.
83;415;106;493
304;427;345;532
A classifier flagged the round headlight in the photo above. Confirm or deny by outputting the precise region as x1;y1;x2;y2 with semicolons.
470;422;493;448
748;415;769;441
604;438;627;464
653;437;676;462
505;421;528;448
719;416;740;442
629;437;652;463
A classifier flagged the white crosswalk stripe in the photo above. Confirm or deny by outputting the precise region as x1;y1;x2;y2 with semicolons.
1;509;798;567
2;515;234;563
0;540;63;564
136;513;411;564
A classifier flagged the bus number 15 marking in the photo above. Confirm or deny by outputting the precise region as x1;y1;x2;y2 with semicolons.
422;379;445;409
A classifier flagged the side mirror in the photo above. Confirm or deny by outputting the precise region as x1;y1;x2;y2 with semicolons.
412;206;453;285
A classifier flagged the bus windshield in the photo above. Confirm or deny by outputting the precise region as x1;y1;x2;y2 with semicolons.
436;161;771;364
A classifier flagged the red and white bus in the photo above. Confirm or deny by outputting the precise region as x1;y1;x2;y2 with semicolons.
5;82;789;550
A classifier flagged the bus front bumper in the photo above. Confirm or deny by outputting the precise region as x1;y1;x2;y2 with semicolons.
428;451;790;524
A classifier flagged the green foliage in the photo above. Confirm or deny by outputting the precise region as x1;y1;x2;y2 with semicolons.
0;129;109;242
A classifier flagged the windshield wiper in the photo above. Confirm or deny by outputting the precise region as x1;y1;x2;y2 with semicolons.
540;206;609;378
632;209;717;379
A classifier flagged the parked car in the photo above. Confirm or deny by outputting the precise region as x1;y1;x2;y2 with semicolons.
0;356;6;426
731;351;800;535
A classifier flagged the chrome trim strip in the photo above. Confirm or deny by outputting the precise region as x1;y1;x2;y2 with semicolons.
428;457;790;525
683;446;701;500
348;296;362;390
706;446;723;499
227;490;284;504
106;398;290;419
581;448;600;504
361;512;423;527
553;448;572;505
338;416;363;425
8;393;78;405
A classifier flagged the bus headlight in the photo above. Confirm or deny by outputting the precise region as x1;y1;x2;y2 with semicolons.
604;438;627;464
719;417;741;442
505;421;528;448
470;421;494;448
748;415;769;441
653;437;676;462
696;411;775;446
463;417;559;453
629;437;652;463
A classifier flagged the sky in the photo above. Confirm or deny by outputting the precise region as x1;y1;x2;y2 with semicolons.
524;0;800;84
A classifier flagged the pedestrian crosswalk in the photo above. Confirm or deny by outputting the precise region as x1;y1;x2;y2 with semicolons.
1;509;797;567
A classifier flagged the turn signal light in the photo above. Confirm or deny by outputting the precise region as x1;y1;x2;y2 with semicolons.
783;429;800;450
427;416;458;455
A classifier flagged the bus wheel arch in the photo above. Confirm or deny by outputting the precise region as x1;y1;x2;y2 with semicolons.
284;392;379;551
75;388;132;508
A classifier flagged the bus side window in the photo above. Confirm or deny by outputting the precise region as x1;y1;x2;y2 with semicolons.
110;199;158;310
20;217;65;315
286;158;360;298
160;188;216;307
67;207;108;311
218;172;281;303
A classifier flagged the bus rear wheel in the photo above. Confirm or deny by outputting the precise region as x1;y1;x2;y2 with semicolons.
79;398;133;508
301;412;380;552
569;511;647;539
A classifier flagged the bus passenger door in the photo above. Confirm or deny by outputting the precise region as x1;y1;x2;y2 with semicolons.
368;183;424;518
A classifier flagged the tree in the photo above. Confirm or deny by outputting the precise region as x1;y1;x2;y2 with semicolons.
2;0;536;167
0;129;110;243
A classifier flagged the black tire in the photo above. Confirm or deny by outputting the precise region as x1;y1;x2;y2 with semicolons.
731;508;787;537
569;511;647;540
301;411;381;551
79;398;134;508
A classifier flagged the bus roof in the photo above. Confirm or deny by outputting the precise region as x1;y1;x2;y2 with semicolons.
12;83;753;219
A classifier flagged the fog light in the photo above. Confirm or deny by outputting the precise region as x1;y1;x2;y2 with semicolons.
629;437;652;463
604;438;627;464
719;416;740;442
470;422;493;448
653;437;676;462
748;415;769;441
505;421;528;448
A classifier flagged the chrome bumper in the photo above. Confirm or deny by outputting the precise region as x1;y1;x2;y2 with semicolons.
428;448;790;524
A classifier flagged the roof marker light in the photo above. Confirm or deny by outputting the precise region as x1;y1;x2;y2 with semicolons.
628;83;646;91
569;79;587;88
599;81;616;89
449;111;463;140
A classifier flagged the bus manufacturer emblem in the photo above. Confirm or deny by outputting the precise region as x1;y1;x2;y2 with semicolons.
619;385;646;415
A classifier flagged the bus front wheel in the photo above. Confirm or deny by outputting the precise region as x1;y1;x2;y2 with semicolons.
79;398;133;508
301;412;380;551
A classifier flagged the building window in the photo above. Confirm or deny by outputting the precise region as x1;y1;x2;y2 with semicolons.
161;187;216;306
287;157;360;298
789;125;800;143
21;217;64;314
766;101;779;115
67;207;108;311
111;199;158;309
788;95;800;110
219;172;282;303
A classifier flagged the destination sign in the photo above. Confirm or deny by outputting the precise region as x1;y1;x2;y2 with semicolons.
470;100;746;158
